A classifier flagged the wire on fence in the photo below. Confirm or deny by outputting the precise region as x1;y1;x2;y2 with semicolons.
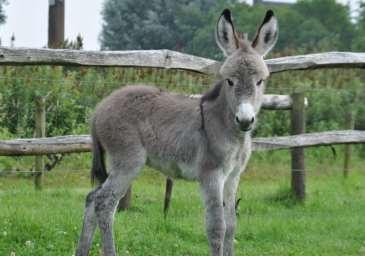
0;75;363;94
0;169;84;174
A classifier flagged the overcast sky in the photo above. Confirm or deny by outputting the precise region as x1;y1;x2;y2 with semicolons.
0;0;360;50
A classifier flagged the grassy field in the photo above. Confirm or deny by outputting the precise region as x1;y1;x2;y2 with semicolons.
0;150;365;256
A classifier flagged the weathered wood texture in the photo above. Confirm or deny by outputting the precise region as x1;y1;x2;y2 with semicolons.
343;111;355;178
252;130;365;151
0;47;219;74
1;48;365;74
191;94;299;110
0;131;364;156
34;97;46;190
48;0;64;48
262;94;292;110
290;93;306;200
266;52;365;73
0;135;92;156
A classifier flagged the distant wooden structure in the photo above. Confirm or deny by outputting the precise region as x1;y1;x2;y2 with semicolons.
48;0;65;48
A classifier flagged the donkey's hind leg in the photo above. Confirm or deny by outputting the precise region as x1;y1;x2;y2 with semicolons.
76;186;101;256
95;150;145;256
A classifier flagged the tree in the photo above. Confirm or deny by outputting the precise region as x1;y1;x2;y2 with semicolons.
168;0;356;58
294;0;354;50
100;0;218;51
0;0;7;45
0;0;6;25
62;34;84;50
100;0;356;58
352;2;365;51
101;0;179;50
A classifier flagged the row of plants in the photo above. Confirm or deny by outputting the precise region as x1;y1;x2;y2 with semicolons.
0;65;363;172
1;66;363;136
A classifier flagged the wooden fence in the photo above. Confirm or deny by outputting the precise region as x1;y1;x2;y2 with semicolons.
1;130;364;156
0;47;365;204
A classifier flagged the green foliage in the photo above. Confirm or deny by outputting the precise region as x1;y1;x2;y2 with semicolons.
0;65;362;140
293;0;354;50
254;69;364;139
61;34;84;50
352;2;365;51
100;0;216;51
0;65;212;138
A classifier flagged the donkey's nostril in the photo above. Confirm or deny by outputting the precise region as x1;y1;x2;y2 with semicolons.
250;117;255;124
235;116;240;123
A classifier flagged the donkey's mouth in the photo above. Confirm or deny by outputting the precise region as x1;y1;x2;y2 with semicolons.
235;118;253;132
239;126;252;132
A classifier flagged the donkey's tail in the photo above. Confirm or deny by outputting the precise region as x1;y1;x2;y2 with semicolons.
91;122;108;185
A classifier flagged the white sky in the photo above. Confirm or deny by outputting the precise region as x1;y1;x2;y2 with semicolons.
0;0;104;49
0;0;360;50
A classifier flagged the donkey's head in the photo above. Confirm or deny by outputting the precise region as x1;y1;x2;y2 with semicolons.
216;9;278;132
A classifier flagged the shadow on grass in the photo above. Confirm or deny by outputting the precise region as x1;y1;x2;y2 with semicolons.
264;187;303;208
118;205;145;214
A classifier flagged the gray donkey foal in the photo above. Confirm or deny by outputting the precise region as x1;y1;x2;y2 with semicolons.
76;9;278;256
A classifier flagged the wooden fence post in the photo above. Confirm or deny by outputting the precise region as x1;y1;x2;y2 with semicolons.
34;96;46;190
290;92;306;200
343;110;354;178
164;177;174;217
117;186;132;211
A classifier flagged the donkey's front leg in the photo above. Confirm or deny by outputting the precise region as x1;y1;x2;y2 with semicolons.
200;172;226;256
223;172;240;256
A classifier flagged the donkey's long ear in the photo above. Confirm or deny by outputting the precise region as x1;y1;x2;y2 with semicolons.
216;9;239;56
252;10;278;57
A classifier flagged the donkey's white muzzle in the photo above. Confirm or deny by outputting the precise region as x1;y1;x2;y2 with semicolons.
235;103;255;132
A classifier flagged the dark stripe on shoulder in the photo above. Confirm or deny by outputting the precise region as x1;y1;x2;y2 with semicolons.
201;80;224;103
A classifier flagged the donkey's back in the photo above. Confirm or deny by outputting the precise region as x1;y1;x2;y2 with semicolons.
94;84;199;128
94;85;162;132
92;85;203;179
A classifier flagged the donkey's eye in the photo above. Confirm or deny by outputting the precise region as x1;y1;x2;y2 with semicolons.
256;79;264;86
226;79;234;86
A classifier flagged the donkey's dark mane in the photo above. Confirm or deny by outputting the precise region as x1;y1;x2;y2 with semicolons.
199;80;224;130
201;80;224;103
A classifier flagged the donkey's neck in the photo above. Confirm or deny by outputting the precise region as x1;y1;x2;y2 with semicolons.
202;84;250;148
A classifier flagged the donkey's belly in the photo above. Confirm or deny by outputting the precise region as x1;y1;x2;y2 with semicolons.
146;156;198;181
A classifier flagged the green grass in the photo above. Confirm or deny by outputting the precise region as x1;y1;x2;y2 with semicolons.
0;155;365;256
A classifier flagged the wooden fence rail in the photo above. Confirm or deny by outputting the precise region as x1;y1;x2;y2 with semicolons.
190;94;300;110
1;47;365;74
0;130;364;156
